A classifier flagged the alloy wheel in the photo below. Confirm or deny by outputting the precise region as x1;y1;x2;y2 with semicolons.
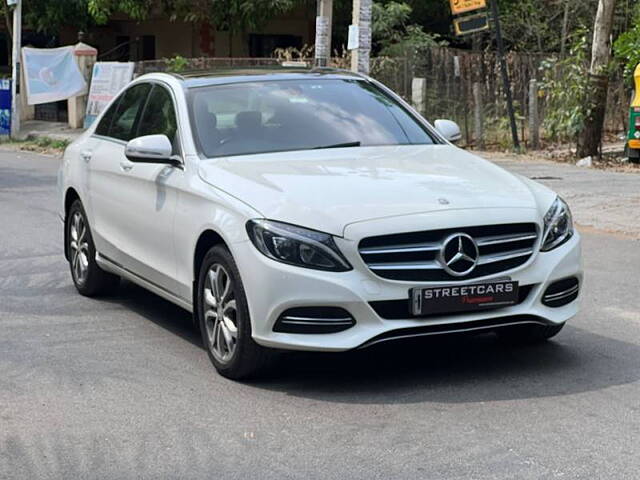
203;264;238;364
69;211;90;285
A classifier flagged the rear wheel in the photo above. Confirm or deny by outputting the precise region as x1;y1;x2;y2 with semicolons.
497;323;565;344
197;245;272;379
66;200;120;296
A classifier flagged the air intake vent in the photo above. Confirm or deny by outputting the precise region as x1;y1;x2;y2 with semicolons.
358;223;538;282
542;277;579;307
274;307;355;334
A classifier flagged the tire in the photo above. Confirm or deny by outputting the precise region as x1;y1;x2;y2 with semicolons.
497;322;565;344
197;245;272;380
66;200;120;296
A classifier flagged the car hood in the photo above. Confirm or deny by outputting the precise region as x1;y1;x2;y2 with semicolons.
198;145;540;236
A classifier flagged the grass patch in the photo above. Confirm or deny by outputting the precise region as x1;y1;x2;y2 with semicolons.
23;136;70;151
0;136;71;155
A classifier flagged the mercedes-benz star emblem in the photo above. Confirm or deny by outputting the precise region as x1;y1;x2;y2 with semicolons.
438;233;480;277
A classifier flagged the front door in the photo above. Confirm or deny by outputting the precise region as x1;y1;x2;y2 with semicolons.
88;82;183;295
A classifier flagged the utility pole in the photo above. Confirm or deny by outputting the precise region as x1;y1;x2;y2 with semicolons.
489;0;519;151
350;0;372;75
10;0;21;138
314;0;333;67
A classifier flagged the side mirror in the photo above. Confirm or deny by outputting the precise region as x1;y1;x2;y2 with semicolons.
434;119;462;143
125;134;176;164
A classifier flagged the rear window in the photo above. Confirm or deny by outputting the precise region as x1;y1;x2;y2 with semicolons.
189;78;436;158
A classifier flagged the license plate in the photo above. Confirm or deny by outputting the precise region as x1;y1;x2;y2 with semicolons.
410;280;519;316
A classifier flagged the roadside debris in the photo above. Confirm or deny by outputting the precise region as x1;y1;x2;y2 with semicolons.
576;156;593;167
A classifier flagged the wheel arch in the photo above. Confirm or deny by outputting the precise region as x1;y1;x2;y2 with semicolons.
192;229;229;320
63;188;81;261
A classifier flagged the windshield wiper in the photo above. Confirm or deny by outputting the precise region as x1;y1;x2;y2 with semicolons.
313;141;361;150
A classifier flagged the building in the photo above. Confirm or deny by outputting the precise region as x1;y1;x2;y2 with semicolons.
7;4;315;123
59;6;315;62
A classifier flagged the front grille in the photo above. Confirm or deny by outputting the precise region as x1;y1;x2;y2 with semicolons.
358;223;538;282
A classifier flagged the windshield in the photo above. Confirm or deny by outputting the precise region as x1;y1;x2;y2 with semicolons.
189;78;437;158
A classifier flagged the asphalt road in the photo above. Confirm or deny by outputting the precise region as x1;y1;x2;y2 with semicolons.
1;149;639;479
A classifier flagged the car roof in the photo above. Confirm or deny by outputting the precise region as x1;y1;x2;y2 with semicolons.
143;67;367;88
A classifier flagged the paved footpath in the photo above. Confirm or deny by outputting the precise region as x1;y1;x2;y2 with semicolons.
486;153;640;237
0;149;639;479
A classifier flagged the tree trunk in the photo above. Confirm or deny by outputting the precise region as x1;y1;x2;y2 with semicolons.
3;2;12;66
577;0;616;158
560;0;570;58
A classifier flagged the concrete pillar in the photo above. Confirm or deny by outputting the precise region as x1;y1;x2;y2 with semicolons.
528;78;540;150
473;82;484;149
68;41;97;129
19;61;34;121
411;78;427;116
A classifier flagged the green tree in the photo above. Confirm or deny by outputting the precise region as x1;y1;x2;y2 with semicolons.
372;1;441;56
164;0;301;57
613;3;640;82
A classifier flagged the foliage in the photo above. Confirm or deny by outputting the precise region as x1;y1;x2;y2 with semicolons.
164;54;189;73
273;44;315;62
613;3;640;82
372;1;442;56
87;0;153;24
166;0;298;34
539;30;593;143
24;0;93;35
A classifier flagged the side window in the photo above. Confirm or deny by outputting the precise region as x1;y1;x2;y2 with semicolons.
110;83;151;141
95;95;121;137
136;85;178;143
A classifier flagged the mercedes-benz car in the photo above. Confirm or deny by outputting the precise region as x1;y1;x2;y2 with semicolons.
58;68;582;379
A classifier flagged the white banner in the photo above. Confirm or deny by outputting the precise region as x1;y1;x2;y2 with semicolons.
84;62;135;128
21;46;87;105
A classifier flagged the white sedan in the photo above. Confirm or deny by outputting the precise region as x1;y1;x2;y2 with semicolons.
58;69;582;379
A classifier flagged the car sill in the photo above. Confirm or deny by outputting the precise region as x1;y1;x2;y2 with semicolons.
96;253;193;312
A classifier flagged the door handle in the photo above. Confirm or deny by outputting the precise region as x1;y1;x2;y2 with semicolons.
119;161;133;172
80;150;92;162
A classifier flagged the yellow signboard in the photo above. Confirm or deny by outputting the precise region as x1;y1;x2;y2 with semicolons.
449;0;487;15
454;13;489;36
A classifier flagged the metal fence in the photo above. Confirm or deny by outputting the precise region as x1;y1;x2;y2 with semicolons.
369;47;628;149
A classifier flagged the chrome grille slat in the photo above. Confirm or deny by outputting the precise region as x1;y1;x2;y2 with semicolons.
359;242;441;255
543;285;579;301
281;316;353;324
280;320;355;326
369;261;440;271
476;233;538;246
477;248;534;265
358;223;538;282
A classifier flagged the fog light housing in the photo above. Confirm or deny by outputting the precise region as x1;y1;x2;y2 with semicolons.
273;307;355;334
542;277;580;307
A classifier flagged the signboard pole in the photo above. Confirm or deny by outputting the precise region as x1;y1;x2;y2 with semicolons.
314;0;333;67
10;0;21;138
489;0;520;151
350;0;372;75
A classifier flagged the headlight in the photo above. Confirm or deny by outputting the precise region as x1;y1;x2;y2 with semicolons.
246;220;352;272
541;197;574;251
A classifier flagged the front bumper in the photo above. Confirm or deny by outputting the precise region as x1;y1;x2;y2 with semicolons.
232;230;582;352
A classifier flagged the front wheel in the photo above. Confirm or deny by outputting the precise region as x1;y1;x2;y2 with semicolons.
197;245;272;379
